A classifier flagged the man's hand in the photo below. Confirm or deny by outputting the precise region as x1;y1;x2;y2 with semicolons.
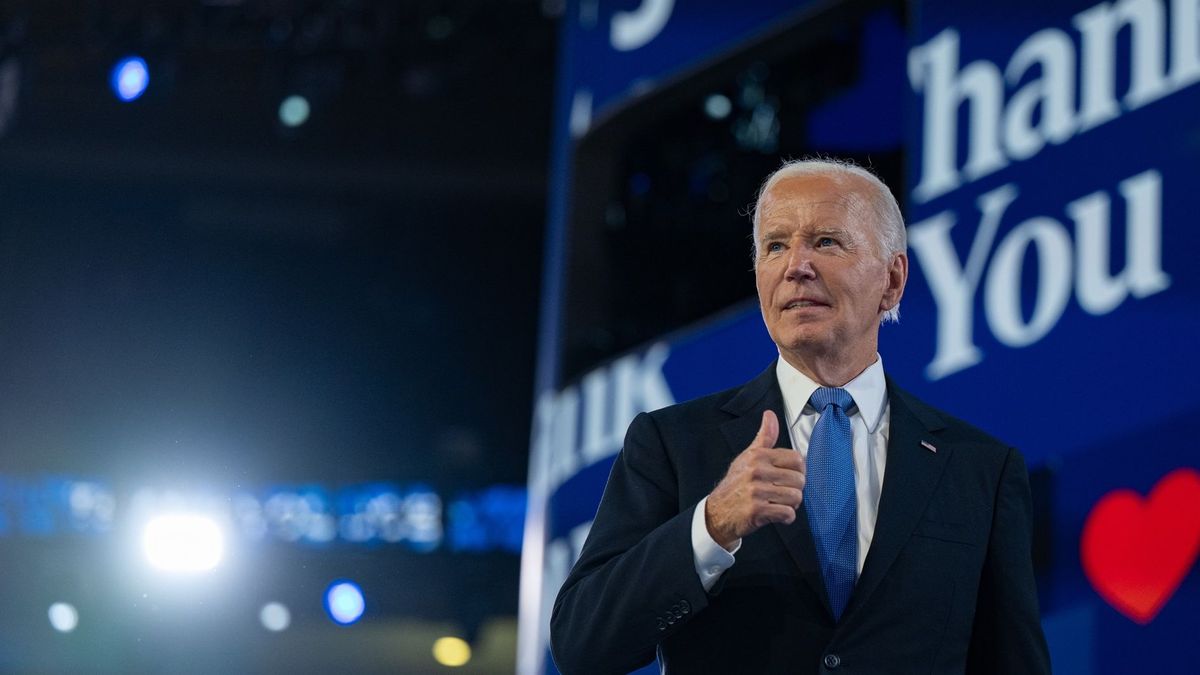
705;410;805;550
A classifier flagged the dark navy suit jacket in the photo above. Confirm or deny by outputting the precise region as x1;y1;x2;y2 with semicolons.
551;363;1051;674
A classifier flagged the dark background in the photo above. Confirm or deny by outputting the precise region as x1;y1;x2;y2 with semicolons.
0;1;556;671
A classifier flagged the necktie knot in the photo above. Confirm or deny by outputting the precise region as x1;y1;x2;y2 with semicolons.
809;386;853;412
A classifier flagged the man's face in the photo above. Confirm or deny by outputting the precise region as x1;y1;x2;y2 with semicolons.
754;174;906;364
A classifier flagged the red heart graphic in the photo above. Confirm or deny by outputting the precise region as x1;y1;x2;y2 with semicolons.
1080;467;1200;624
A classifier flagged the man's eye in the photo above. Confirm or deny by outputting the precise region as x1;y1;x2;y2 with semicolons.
816;237;836;247
766;242;783;253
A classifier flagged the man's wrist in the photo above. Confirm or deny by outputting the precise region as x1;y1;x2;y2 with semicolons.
704;495;739;551
692;497;739;592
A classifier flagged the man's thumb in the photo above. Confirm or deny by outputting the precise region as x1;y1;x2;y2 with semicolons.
756;410;779;448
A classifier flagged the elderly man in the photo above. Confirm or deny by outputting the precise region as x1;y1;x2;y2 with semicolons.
550;159;1050;674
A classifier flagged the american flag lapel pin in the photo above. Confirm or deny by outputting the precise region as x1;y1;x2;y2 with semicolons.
920;440;937;453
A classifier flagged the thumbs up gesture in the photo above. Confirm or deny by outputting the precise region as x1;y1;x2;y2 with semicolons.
704;410;806;550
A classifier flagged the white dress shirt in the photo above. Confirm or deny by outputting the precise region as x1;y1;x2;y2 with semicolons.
692;356;891;592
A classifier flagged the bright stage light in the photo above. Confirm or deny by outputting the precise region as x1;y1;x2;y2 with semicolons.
142;514;224;572
278;95;310;127
259;602;291;632
111;56;149;102
432;636;471;667
48;603;79;633
324;580;365;625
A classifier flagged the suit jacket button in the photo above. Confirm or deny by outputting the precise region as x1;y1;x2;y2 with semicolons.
656;618;666;631
679;600;691;614
823;654;841;669
666;614;676;625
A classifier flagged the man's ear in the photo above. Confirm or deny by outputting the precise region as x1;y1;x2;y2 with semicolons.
880;252;908;312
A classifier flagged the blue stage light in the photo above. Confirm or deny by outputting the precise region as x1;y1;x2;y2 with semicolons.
111;56;149;102
704;94;732;120
324;580;365;625
278;95;310;127
259;602;291;632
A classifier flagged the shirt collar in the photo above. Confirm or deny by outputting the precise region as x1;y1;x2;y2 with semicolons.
775;355;887;433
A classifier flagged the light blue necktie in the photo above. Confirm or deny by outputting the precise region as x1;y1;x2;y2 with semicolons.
805;387;857;621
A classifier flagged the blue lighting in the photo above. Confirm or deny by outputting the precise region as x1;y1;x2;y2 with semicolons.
111;56;149;102
324;580;365;625
448;485;526;553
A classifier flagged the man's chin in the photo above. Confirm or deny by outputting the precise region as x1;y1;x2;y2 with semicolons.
776;331;834;353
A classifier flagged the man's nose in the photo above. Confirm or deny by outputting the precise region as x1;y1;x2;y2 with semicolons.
784;247;816;281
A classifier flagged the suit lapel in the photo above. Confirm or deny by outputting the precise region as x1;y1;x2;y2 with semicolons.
843;377;951;620
719;363;834;620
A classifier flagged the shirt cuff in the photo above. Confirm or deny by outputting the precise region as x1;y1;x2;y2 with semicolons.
691;495;739;592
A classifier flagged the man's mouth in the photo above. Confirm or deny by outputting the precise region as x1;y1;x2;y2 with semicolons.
783;300;828;310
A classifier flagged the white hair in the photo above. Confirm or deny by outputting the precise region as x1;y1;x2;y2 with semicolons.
751;157;906;323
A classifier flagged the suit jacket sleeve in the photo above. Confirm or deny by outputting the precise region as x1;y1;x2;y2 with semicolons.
966;447;1052;674
550;411;713;675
